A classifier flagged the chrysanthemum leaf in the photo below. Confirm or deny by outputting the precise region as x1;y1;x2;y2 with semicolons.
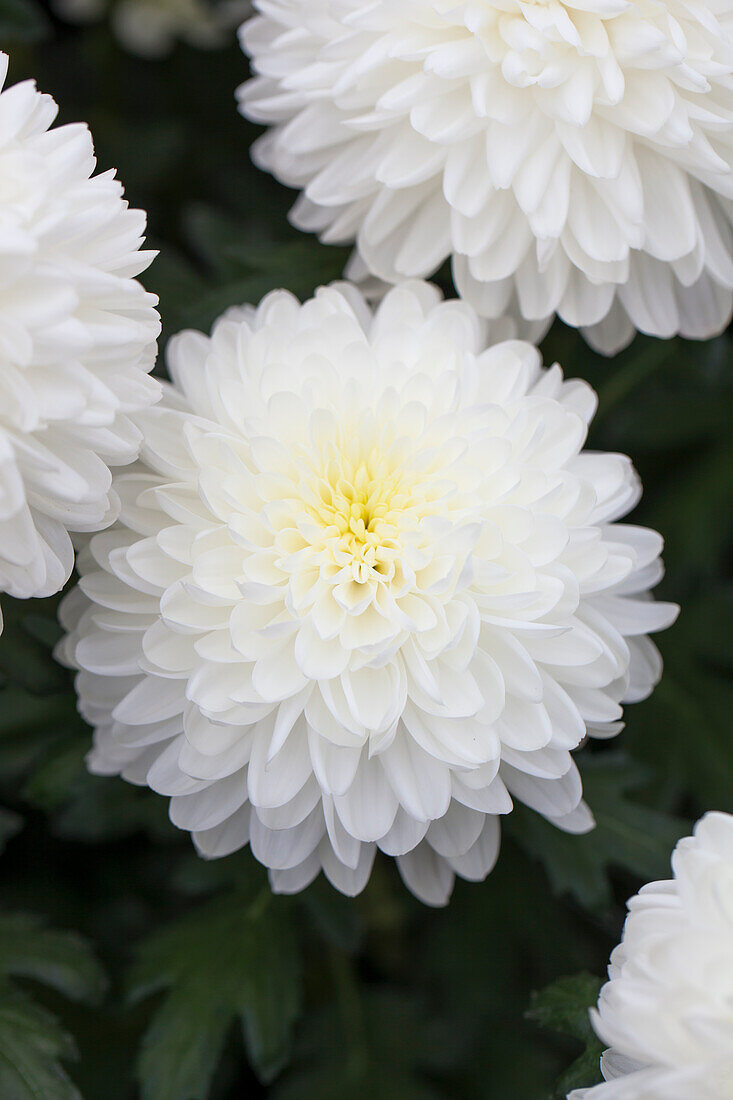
0;984;81;1100
0;914;106;1100
128;886;302;1098
0;913;107;1005
528;973;603;1043
528;974;604;1099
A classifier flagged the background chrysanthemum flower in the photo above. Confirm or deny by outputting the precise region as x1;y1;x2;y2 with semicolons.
53;0;250;59
569;811;733;1100
0;54;160;625
58;281;677;906
238;0;733;354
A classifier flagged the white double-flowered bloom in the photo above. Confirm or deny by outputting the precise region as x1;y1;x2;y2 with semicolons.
58;282;677;905
0;54;160;629
570;812;733;1100
239;0;733;354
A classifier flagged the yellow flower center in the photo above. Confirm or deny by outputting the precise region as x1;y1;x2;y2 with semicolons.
307;454;410;581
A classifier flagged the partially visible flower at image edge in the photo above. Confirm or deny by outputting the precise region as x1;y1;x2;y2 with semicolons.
58;281;678;905
569;811;733;1100
238;0;733;354
0;51;161;629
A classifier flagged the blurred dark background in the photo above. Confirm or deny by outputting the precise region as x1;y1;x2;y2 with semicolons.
0;3;730;1097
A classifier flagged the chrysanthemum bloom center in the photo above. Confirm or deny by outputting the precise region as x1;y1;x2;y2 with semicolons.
292;422;458;590
235;387;485;690
311;455;408;571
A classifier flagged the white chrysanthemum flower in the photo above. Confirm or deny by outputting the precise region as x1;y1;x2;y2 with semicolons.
569;812;733;1100
0;54;160;618
54;0;250;57
58;281;677;906
238;0;733;354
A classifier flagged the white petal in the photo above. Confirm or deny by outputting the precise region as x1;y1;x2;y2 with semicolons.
268;854;321;896
193;804;251;858
169;771;248;832
426;800;485;858
333;754;398;842
447;817;501;882
319;838;376;898
396;844;454;907
381;733;452;821
249;804;325;870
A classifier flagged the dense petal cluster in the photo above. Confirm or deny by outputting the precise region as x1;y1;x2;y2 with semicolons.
0;55;160;620
239;0;733;353
58;282;677;905
54;0;250;57
570;812;733;1100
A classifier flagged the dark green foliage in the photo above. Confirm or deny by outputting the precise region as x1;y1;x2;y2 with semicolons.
273;983;451;1100
528;974;605;1098
0;600;67;696
0;18;729;1100
128;885;301;1097
507;754;689;910
0;913;106;1100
